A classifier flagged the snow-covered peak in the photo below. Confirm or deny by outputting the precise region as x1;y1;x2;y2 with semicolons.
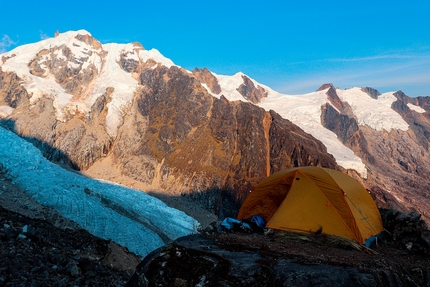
206;72;367;177
209;72;247;101
0;30;179;136
207;69;417;177
209;71;270;102
138;48;176;68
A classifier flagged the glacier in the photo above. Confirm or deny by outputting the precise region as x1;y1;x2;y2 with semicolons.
0;126;199;258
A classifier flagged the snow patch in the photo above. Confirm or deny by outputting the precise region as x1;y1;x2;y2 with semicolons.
91;43;139;136
407;103;426;113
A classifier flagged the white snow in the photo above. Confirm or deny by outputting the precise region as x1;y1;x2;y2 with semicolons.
0;126;199;257
336;88;409;131
407;103;426;113
209;72;249;101
138;48;175;69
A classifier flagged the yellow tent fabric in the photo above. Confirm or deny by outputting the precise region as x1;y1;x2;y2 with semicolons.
237;166;384;244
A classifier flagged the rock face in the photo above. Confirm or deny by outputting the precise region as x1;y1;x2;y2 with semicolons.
0;71;30;108
192;67;221;94
109;65;337;216
236;74;268;104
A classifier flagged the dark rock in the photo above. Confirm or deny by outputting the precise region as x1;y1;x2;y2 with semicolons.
65;261;80;277
4;227;17;240
361;87;382;99
128;231;430;287
237;74;268;104
321;103;359;144
0;199;140;286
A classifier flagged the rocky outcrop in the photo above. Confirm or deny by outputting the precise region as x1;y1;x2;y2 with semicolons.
192;67;222;94
392;90;430;149
321;103;359;144
361;87;382;99
319;83;355;117
269;110;337;172
236;75;268;104
0;70;30;108
74;33;102;50
127;214;430;287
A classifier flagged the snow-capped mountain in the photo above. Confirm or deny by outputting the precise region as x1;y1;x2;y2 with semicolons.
1;30;429;225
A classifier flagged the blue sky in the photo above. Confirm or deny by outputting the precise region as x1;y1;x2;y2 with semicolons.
1;1;429;97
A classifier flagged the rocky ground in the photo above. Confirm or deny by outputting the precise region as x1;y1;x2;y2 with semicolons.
1;169;429;286
0;172;141;286
128;214;430;287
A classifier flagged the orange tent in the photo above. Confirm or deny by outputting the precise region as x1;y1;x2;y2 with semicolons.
237;166;384;244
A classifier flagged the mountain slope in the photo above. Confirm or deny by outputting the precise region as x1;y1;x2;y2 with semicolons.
0;30;429;224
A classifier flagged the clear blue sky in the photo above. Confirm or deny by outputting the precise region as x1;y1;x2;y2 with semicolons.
1;1;429;97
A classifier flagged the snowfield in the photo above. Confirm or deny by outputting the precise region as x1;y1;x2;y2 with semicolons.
0;126;199;258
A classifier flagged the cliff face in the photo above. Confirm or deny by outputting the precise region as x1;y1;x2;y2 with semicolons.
108;65;338;205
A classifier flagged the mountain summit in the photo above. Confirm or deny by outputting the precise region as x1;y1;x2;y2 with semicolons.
0;30;429;224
